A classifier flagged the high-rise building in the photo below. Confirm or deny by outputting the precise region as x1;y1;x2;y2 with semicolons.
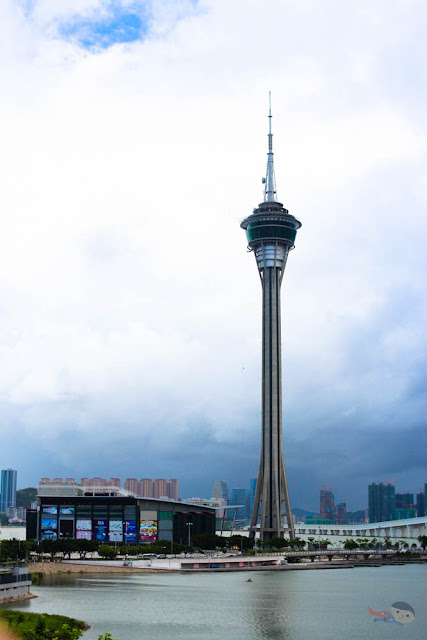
368;482;395;522
335;502;347;525
416;492;425;517
241;95;300;540
153;478;168;499
249;478;257;519
168;479;178;501
125;478;139;494
107;478;121;488
212;480;229;503
91;477;106;487
230;489;247;521
0;469;17;512
320;487;335;520
395;493;414;509
139;478;154;497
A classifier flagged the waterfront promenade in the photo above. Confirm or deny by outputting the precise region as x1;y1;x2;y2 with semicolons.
33;548;426;573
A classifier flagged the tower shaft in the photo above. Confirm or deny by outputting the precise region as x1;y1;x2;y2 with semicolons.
249;244;295;540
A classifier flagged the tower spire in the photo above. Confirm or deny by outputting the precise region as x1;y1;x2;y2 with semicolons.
264;91;277;202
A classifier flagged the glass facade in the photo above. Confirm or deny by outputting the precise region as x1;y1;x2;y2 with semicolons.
0;469;17;512
246;223;297;244
37;497;215;543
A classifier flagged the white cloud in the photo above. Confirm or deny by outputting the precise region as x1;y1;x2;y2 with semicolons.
0;0;425;504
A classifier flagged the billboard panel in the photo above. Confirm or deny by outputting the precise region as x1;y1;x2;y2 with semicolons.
140;520;158;542
76;519;92;531
109;519;123;542
59;507;75;515
41;517;57;540
94;519;108;542
76;530;92;540
123;520;136;543
109;531;123;542
42;506;58;515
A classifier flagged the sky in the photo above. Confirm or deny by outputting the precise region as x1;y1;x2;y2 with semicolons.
0;0;426;512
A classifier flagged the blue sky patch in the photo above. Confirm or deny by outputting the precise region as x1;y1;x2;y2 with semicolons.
59;9;147;50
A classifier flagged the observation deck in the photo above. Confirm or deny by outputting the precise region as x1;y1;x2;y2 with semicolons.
241;201;301;272
241;201;301;249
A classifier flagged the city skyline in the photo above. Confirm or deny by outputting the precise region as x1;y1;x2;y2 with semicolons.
0;1;426;512
8;470;426;518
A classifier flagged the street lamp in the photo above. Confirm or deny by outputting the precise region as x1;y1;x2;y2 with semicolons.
186;521;193;548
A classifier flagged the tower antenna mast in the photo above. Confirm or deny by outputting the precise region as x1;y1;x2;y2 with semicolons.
264;91;277;202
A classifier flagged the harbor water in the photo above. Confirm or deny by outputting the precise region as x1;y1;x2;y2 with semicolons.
7;564;426;640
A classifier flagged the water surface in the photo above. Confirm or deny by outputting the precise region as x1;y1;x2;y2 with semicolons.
8;565;426;640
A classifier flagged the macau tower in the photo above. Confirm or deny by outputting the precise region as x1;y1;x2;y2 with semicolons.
241;95;301;540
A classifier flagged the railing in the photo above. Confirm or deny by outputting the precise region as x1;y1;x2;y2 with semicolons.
258;548;399;557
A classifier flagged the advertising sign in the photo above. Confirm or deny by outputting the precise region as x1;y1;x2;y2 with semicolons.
76;530;92;540
42;506;58;515
123;520;137;543
140;520;158;542
59;507;75;515
41;517;57;540
76;519;92;531
94;519;108;542
109;531;123;542
109;520;123;543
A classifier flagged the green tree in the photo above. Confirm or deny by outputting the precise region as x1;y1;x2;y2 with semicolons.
75;539;98;559
0;538;29;561
319;539;332;550
98;545;118;560
228;535;253;551
191;533;224;550
289;537;306;550
262;537;287;550
356;538;371;549
418;535;427;550
343;539;358;549
41;540;62;560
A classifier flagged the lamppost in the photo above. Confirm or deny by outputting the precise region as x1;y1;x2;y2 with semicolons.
186;521;193;548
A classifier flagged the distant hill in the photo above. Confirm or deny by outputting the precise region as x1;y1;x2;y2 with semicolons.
293;507;319;517
346;510;366;524
16;487;37;509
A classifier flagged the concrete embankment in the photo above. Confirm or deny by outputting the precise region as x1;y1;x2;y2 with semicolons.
27;562;156;575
